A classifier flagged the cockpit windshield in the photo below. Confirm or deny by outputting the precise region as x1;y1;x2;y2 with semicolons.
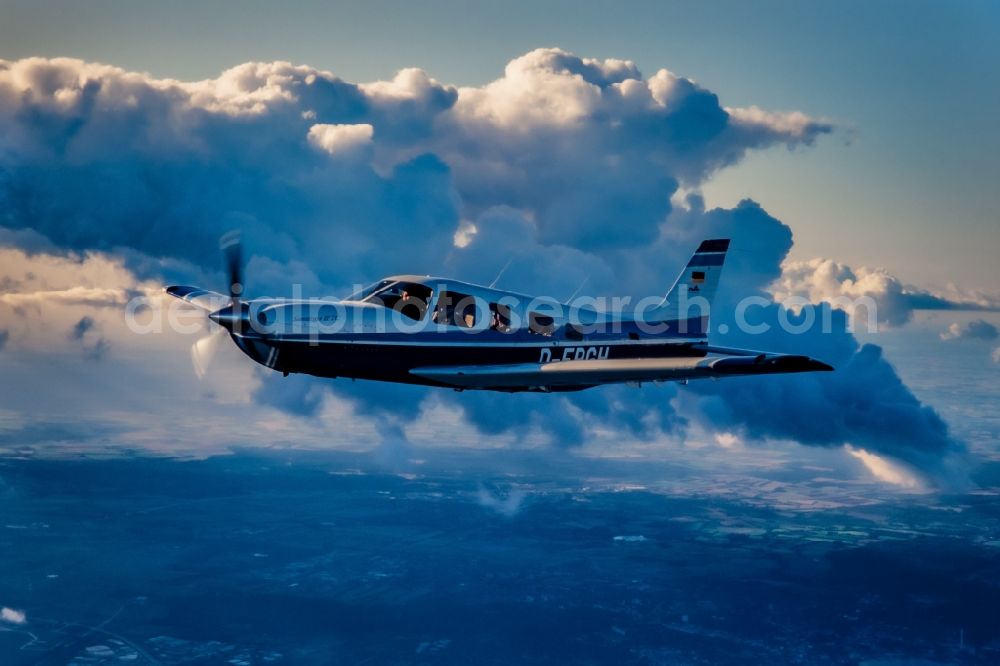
352;280;434;321
346;280;394;302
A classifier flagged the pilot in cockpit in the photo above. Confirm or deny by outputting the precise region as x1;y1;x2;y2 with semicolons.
398;288;428;321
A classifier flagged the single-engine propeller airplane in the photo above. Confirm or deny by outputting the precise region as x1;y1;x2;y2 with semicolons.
166;234;832;392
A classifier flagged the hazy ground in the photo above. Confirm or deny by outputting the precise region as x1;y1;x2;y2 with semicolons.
1;447;999;665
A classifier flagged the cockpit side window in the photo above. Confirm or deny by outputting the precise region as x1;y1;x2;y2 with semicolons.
433;290;478;328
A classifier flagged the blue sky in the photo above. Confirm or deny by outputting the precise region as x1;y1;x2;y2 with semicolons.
3;0;998;289
0;1;997;490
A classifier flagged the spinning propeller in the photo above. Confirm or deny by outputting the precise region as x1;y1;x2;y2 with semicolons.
191;326;226;379
220;229;244;306
171;231;248;379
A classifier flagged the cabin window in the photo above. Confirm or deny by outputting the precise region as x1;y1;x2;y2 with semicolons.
433;290;478;328
564;323;584;341
488;303;513;333
528;312;555;336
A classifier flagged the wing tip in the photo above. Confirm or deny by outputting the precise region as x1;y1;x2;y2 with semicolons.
165;285;201;299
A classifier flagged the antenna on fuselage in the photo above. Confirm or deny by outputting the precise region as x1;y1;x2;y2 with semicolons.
488;256;514;289
565;276;589;303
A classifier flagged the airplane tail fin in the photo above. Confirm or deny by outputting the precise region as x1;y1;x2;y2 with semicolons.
643;239;730;338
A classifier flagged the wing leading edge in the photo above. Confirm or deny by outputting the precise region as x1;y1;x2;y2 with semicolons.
164;285;230;312
410;353;832;390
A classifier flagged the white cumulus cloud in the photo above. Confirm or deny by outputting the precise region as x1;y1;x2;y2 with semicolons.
0;49;969;482
1;607;26;624
307;123;374;157
846;445;922;489
773;258;999;328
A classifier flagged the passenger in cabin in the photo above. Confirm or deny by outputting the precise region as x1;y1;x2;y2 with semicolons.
433;291;476;328
490;303;512;333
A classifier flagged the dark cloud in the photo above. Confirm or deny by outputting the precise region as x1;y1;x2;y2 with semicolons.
252;371;325;417
0;417;128;449
940;319;998;341
70;316;94;341
84;337;110;362
655;203;965;477
68;315;109;360
689;305;961;475
648;205;960;477
0;329;8;351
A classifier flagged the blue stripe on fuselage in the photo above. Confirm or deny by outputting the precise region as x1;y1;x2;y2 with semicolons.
247;315;707;345
686;253;725;267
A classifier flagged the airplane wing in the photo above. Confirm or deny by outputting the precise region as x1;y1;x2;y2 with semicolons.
410;352;832;390
164;285;230;312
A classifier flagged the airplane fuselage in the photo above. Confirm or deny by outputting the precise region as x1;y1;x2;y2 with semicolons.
229;311;709;391
215;277;712;391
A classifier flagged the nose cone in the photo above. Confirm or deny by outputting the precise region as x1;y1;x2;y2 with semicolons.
208;305;246;331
